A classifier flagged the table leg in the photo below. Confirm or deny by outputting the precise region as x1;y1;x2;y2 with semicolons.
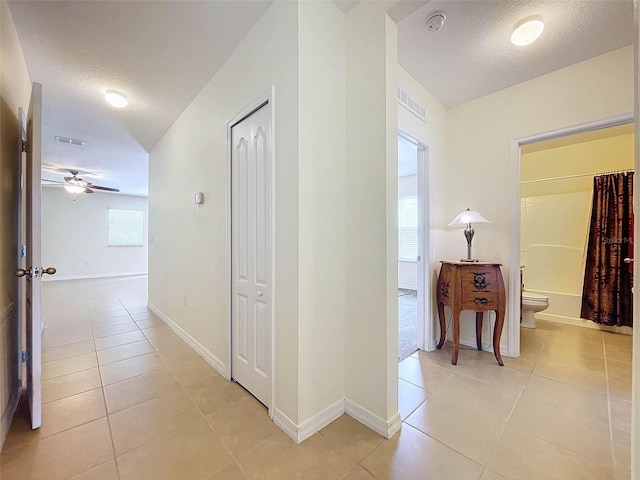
452;309;460;365
475;312;483;350
436;301;446;349
493;308;505;366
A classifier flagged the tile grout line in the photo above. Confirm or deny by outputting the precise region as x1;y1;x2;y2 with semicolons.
116;328;250;479
603;335;619;480
93;299;124;480
481;324;552;475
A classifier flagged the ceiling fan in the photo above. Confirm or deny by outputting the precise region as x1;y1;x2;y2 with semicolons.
42;169;120;194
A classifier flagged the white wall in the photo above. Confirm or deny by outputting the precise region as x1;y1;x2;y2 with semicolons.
297;1;346;426
149;0;402;442
444;46;634;352
41;188;148;280
0;0;31;450
149;1;301;424
345;2;399;429
398;174;417;290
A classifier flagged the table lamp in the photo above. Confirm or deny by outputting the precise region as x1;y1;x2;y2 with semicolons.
448;208;490;262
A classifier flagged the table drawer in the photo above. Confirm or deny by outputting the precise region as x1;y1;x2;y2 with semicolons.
461;269;498;293
461;293;498;310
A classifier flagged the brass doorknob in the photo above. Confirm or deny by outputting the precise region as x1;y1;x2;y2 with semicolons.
15;267;56;278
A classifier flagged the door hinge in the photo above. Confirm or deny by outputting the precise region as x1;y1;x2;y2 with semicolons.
21;350;27;363
21;141;26;153
20;245;27;258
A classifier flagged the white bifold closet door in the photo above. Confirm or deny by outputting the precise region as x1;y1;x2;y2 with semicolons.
231;101;272;407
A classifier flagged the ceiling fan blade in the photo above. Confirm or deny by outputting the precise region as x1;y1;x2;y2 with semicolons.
84;188;94;194
88;184;120;192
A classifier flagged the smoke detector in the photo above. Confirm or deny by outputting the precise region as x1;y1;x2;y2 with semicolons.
426;12;446;32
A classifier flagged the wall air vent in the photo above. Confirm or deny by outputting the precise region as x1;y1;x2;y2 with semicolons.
397;88;426;123
55;136;85;146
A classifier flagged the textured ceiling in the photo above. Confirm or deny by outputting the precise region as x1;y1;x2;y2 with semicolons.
398;0;635;107
9;0;272;196
9;1;636;196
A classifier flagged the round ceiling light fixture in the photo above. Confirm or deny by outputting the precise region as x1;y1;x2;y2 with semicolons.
511;17;544;46
104;89;128;108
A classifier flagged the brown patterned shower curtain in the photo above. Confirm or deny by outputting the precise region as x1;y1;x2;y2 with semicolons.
581;172;633;327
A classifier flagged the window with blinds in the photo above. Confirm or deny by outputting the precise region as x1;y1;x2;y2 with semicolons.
399;196;418;261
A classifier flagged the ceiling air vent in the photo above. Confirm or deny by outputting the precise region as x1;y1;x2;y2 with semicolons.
55;136;85;146
397;88;426;123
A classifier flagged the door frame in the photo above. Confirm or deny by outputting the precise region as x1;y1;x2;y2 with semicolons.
17;107;27;387
225;87;276;415
397;126;433;351
507;111;634;357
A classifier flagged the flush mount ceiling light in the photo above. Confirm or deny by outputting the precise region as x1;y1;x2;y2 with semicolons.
511;17;545;46
104;89;128;108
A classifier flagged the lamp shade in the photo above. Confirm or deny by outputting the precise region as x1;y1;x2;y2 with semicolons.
448;208;490;226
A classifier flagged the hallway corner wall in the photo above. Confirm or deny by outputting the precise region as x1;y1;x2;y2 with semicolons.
148;1;301;425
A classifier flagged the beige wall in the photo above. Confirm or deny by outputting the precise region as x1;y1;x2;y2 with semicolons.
444;45;634;351
148;1;300;423
41;188;148;280
0;0;31;450
345;2;399;427
150;0;403;439
297;0;346;425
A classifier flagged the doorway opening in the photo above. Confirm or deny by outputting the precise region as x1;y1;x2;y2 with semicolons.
519;122;634;333
508;113;635;356
397;132;428;361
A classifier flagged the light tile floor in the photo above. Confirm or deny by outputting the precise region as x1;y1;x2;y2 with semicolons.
0;276;632;479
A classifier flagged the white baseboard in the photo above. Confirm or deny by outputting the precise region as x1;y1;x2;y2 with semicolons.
272;408;300;443
1;381;21;452
536;312;633;336
43;272;148;282
146;302;227;377
345;399;401;439
298;399;345;443
273;399;345;444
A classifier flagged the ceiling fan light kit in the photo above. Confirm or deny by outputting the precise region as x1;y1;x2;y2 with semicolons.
43;168;120;195
63;184;85;194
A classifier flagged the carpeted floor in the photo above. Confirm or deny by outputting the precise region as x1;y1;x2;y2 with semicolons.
398;289;418;361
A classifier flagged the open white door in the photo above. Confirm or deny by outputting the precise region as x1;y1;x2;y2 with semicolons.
16;82;55;429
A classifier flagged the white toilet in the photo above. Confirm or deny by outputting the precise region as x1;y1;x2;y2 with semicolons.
521;291;549;329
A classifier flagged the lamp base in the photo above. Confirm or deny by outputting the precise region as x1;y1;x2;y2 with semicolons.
460;258;479;263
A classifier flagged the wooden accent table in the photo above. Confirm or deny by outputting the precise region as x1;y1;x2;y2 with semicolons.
436;261;506;366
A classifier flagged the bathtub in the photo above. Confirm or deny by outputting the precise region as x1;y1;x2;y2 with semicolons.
522;244;632;335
